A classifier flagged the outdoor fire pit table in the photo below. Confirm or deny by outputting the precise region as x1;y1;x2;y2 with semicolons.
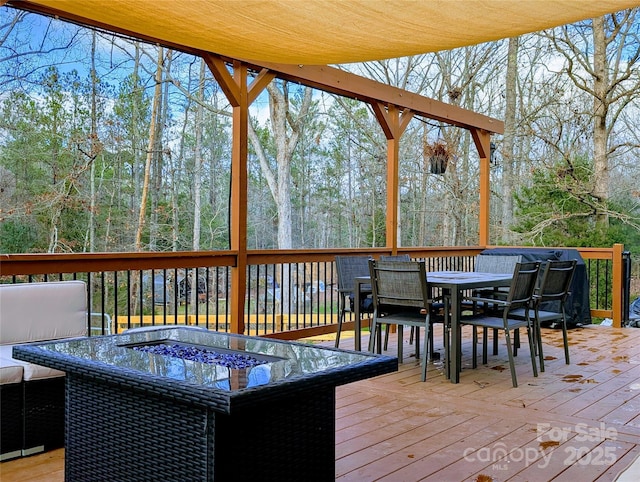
13;327;397;481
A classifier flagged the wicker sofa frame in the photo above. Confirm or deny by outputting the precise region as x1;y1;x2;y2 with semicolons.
0;280;87;460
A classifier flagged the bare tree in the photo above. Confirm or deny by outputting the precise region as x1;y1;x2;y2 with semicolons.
546;10;640;236
433;43;503;245
0;10;83;88
248;81;313;310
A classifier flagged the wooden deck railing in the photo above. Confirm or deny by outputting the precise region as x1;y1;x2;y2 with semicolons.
0;244;628;336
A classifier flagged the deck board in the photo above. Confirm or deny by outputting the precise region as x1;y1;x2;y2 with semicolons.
2;325;640;481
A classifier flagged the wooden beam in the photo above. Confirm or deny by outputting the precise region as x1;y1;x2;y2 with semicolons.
202;54;241;107
236;60;503;135
398;109;414;136
386;134;401;252
371;102;394;139
372;103;414;140
247;68;276;104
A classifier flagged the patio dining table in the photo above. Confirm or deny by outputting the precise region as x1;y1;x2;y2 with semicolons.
427;271;513;383
355;270;512;383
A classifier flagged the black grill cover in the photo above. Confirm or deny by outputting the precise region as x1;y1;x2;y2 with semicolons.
480;248;591;327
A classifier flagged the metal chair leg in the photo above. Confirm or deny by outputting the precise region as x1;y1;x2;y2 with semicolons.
504;329;518;388
534;314;545;372
335;301;345;348
561;313;570;364
482;327;488;365
472;326;479;368
420;323;430;382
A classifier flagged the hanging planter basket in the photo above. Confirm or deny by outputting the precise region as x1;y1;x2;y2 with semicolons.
425;140;453;175
429;155;449;175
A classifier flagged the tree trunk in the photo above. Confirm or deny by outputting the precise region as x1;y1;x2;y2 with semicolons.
191;59;206;309
132;44;141;239
88;30;98;253
248;81;313;312
174;67;192;252
592;16;609;235
135;47;163;251
192;59;205;253
149;50;170;250
501;36;519;243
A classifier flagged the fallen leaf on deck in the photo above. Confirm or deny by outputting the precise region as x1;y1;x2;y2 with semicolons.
475;475;493;482
540;440;560;450
562;374;583;382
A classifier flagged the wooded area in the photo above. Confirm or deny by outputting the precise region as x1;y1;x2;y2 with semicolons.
1;7;639;256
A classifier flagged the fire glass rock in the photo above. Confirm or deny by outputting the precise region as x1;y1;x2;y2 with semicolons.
133;343;267;369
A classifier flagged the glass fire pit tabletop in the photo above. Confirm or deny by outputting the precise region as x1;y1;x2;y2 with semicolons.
16;328;396;392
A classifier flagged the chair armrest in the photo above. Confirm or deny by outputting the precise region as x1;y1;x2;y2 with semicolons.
473;287;509;298
464;295;509;308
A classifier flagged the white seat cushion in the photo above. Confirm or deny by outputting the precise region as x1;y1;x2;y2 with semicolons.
0;281;87;345
0;345;64;381
0;356;24;385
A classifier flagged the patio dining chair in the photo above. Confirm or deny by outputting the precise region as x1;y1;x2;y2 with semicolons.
334;255;374;348
510;259;577;371
463;254;523;356
378;254;445;356
469;254;523;305
460;261;541;388
379;254;411;262
367;259;440;382
380;254;411;349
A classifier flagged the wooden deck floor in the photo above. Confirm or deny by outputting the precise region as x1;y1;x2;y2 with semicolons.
2;325;640;481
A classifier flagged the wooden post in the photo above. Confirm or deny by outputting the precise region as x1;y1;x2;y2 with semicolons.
471;128;492;246
612;243;624;328
204;55;274;334
372;103;413;254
